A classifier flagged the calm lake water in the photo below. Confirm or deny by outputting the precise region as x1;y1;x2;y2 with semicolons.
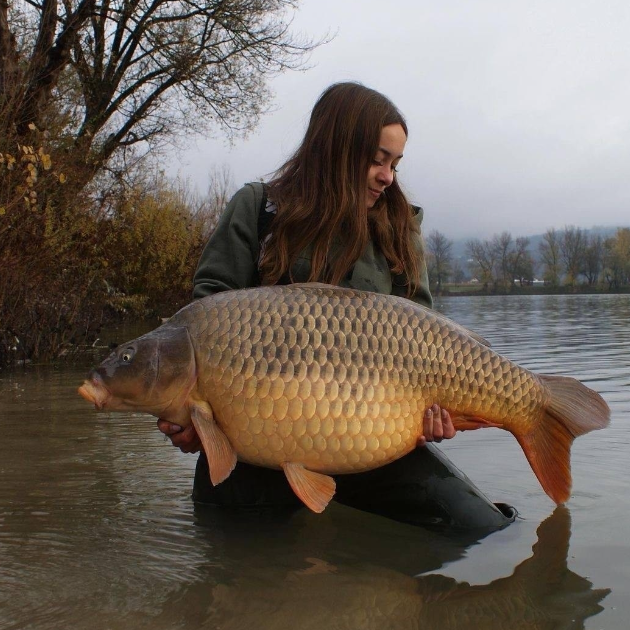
1;294;628;629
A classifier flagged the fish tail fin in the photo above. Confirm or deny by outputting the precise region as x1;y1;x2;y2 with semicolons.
515;375;610;504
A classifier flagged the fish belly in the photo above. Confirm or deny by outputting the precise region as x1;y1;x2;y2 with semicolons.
215;375;424;473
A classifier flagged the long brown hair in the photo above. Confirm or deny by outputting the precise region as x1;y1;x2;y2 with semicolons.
261;82;422;295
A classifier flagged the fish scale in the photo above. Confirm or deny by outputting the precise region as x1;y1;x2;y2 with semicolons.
78;283;610;512
178;286;540;473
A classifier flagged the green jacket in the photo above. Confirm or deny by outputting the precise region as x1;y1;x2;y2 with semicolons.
193;182;433;308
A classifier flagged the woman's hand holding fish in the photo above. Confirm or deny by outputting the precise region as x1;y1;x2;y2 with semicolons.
418;405;456;446
157;405;455;454
157;419;202;453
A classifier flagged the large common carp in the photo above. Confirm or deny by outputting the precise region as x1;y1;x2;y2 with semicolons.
78;284;610;512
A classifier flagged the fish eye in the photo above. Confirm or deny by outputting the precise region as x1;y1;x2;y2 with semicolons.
121;348;135;362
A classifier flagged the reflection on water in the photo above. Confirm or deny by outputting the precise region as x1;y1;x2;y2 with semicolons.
179;507;607;630
1;294;628;629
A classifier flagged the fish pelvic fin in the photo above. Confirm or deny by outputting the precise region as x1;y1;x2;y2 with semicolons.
282;462;336;513
517;375;610;505
191;403;237;486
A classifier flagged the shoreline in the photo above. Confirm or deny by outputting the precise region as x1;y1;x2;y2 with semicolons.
435;286;630;298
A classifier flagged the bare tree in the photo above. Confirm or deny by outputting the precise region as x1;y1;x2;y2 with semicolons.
583;234;604;286
491;231;513;288
603;228;630;290
425;229;452;294
510;236;534;286
0;1;324;367
560;226;587;286
616;228;630;287
197;163;236;237
450;259;465;284
1;0;324;191
466;238;497;290
539;228;562;287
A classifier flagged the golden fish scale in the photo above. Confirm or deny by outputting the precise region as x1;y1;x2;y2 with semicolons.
185;287;544;474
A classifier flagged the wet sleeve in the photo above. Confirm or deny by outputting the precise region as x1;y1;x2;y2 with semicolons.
192;183;263;299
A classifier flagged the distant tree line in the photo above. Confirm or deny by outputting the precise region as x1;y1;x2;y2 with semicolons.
425;226;630;294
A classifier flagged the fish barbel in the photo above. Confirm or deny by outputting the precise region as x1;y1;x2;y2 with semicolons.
78;284;610;512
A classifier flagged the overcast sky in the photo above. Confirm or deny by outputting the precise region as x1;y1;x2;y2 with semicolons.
172;0;630;240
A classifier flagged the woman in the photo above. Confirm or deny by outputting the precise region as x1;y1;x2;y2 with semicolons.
158;82;514;528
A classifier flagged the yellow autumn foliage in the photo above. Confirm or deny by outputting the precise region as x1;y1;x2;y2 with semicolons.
102;183;208;314
0;138;64;216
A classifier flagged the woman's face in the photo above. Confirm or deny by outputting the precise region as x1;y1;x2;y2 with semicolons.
366;123;407;209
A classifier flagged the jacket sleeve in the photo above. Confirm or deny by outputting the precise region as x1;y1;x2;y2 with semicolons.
192;183;264;299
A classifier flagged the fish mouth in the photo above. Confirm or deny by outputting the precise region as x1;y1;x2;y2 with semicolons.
78;374;111;410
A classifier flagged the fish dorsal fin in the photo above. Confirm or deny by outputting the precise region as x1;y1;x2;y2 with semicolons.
288;282;337;290
191;402;237;485
282;462;336;513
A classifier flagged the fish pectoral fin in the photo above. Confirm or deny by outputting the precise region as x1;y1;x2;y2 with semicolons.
282;462;336;513
450;412;503;431
191;403;237;486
